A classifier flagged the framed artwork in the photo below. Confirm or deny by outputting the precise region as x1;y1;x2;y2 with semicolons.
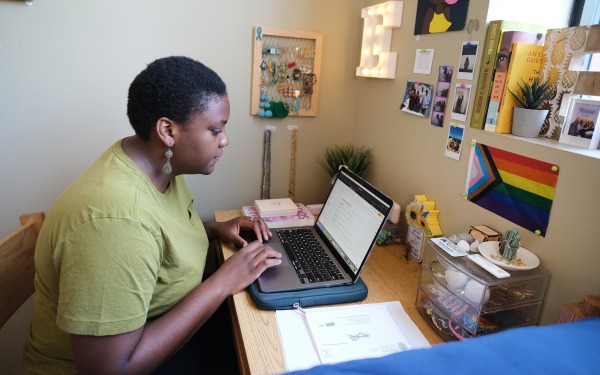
414;0;470;35
559;98;600;149
450;83;471;122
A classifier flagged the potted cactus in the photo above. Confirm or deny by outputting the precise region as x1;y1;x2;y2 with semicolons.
508;77;553;137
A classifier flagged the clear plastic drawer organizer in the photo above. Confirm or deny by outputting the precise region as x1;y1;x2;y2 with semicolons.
416;239;550;341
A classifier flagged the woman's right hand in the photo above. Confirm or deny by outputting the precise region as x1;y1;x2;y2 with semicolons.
214;240;281;295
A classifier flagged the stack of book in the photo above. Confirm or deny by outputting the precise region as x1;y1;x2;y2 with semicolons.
471;20;549;132
243;200;315;228
493;41;545;134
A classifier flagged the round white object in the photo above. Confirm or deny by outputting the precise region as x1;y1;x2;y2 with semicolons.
445;268;468;290
464;280;490;304
457;240;470;252
470;240;480;253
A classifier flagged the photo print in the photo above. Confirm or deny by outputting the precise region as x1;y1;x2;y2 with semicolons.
457;41;479;80
431;65;453;127
559;98;600;149
450;83;471;122
445;123;465;160
400;81;435;118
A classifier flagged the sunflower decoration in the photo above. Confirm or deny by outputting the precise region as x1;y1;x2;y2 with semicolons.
425;210;443;236
405;195;443;237
406;202;423;228
418;215;431;234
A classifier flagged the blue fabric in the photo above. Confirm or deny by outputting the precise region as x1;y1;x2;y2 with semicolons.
285;318;600;375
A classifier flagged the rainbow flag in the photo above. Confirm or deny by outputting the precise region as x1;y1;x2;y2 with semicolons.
466;143;559;237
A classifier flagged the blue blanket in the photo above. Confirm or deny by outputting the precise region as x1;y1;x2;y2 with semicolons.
285;318;600;375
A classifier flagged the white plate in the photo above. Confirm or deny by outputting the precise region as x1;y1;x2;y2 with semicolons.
478;241;540;270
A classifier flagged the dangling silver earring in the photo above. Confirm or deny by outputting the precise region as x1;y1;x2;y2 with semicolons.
162;148;173;174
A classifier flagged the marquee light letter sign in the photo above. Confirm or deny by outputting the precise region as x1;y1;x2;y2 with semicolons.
356;1;403;79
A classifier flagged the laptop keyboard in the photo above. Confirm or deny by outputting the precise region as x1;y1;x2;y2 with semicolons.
276;228;344;284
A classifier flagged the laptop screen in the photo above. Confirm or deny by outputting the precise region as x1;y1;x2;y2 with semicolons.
316;168;392;275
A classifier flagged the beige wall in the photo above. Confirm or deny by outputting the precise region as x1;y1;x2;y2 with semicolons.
0;0;598;352
353;0;600;326
0;1;363;371
0;0;363;233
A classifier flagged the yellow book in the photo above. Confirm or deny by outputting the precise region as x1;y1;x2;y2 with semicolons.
470;20;549;130
495;43;544;134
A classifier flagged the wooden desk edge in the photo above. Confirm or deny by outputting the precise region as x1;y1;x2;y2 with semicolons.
214;209;444;374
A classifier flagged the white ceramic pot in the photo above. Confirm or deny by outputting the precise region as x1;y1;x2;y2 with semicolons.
511;107;549;138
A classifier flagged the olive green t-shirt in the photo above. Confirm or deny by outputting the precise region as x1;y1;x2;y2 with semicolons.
23;140;209;374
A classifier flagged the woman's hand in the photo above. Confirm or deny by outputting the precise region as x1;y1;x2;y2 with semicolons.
205;216;272;247
213;240;282;295
71;239;281;375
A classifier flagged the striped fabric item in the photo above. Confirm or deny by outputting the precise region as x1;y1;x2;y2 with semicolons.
466;143;559;237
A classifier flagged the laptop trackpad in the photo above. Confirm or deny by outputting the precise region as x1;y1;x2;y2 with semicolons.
239;231;290;268
267;243;290;268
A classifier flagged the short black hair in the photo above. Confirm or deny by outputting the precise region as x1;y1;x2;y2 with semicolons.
127;56;227;140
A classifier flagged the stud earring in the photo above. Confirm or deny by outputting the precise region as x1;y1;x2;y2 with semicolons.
162;147;173;174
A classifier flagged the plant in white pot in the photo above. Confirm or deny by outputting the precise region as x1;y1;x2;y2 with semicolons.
508;77;553;137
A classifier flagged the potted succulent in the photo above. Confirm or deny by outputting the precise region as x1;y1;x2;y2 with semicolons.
318;144;373;179
508;77;553;137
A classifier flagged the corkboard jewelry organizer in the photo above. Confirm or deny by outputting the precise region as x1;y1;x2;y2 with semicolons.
251;27;323;117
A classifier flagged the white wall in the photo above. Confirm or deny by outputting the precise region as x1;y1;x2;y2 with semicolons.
1;0;363;372
0;0;363;235
354;0;600;328
487;0;573;26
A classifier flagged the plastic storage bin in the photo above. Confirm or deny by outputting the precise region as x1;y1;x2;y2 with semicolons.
416;239;550;341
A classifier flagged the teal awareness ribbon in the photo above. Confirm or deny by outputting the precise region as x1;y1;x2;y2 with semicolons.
256;27;262;41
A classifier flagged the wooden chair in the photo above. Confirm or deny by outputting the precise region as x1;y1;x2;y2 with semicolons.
0;212;44;374
0;212;45;329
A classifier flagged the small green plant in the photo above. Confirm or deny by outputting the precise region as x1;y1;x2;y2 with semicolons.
508;77;553;109
318;144;373;178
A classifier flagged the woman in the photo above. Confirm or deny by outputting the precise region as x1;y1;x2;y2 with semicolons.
23;56;282;374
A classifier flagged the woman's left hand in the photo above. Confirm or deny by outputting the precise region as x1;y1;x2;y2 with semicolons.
210;216;272;247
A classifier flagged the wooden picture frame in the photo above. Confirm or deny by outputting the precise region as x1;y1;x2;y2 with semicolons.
559;98;600;149
251;27;323;117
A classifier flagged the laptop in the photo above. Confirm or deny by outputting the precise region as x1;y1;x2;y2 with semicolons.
253;166;393;293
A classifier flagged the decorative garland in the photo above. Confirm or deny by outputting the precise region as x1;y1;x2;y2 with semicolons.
288;126;298;201
261;127;272;199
